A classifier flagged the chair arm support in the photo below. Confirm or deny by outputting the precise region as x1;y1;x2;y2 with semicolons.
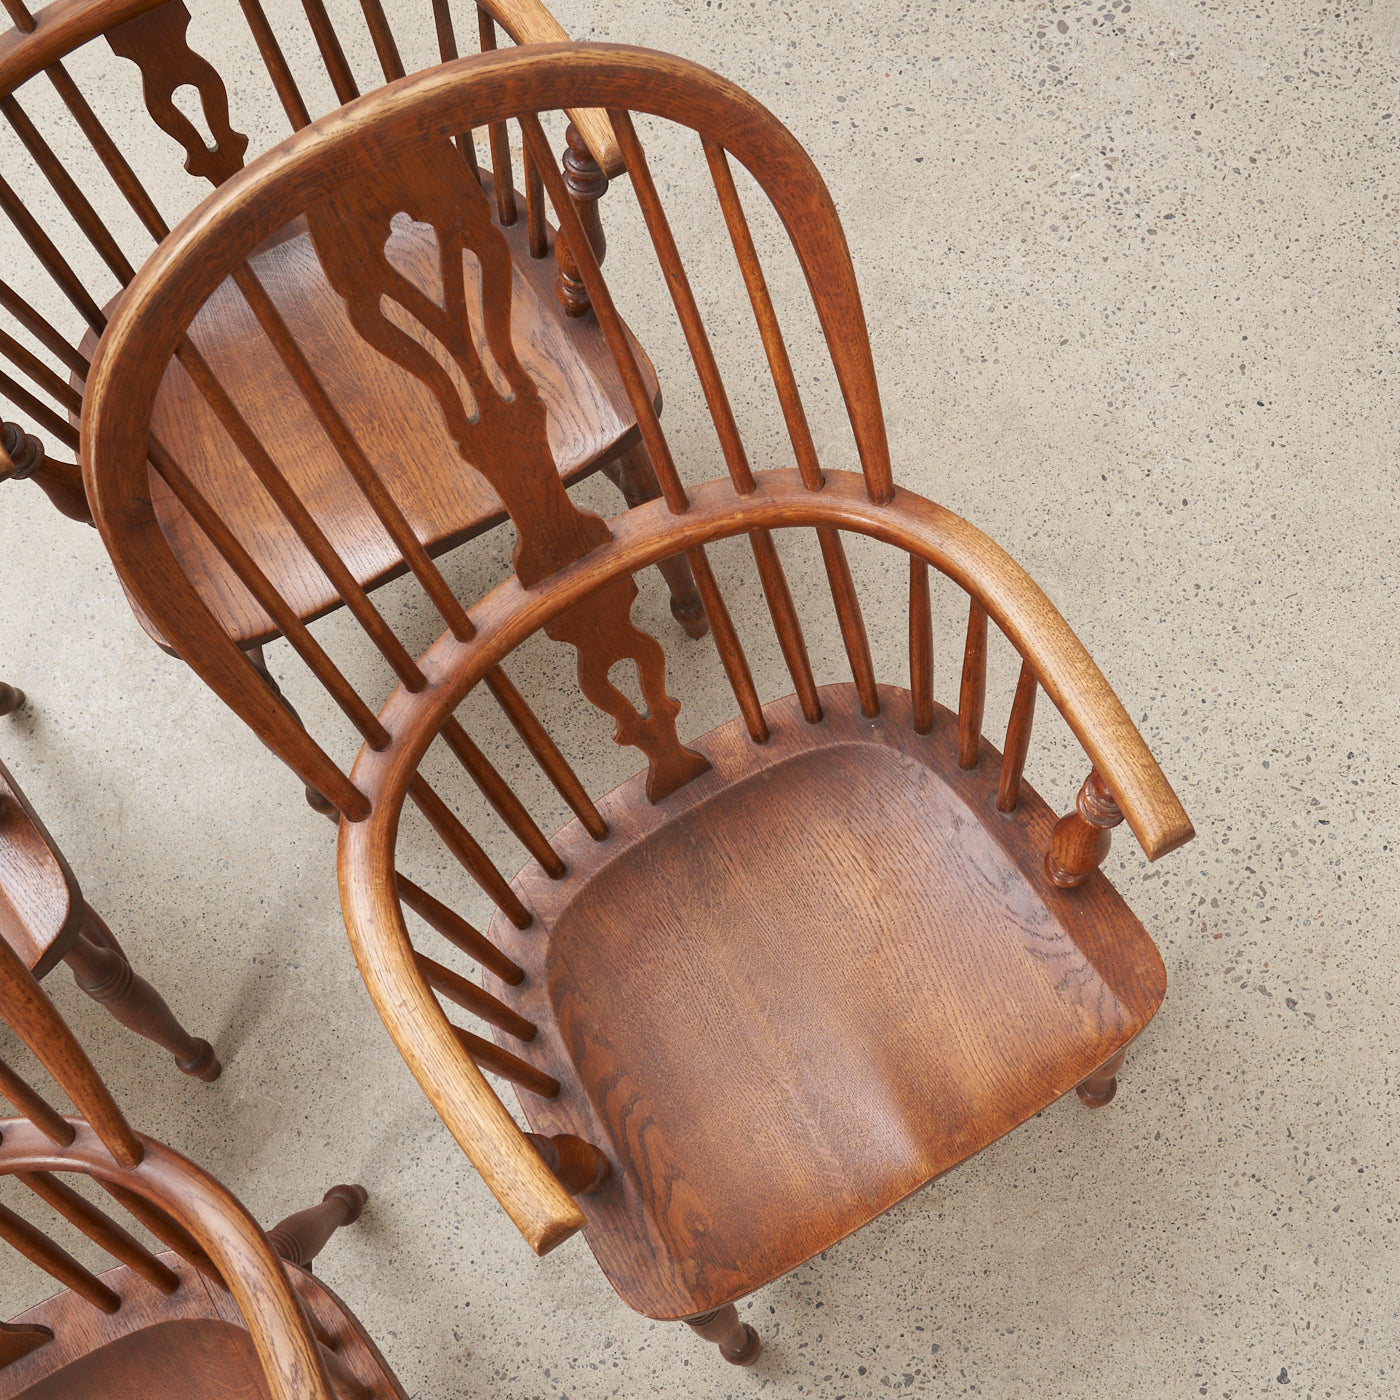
475;0;624;176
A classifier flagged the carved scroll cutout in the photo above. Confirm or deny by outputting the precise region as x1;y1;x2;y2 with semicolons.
302;136;709;798
106;1;249;187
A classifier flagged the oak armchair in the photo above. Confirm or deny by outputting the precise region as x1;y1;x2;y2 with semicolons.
81;42;1195;1366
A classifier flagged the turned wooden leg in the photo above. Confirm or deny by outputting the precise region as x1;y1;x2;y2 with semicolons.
685;1304;761;1366
1076;1047;1128;1107
602;446;709;639
1045;769;1124;888
0;682;24;716
63;906;220;1081
554;123;607;317
265;1185;367;1270
244;645;338;821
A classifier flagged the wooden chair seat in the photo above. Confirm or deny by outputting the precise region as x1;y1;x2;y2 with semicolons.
87;206;657;649
487;684;1166;1321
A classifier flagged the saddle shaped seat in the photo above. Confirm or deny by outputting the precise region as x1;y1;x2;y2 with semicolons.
487;685;1167;1321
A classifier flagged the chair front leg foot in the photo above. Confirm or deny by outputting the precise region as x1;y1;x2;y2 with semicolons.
64;906;221;1081
1076;1047;1128;1107
686;1304;761;1366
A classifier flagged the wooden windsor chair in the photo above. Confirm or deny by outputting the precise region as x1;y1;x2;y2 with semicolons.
0;0;706;812
0;933;402;1400
80;42;1197;1366
1;750;220;1082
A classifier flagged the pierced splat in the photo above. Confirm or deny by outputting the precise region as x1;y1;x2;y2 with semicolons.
105;1;249;187
303;135;708;800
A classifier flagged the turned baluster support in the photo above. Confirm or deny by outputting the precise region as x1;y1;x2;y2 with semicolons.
63;905;221;1081
525;1132;611;1196
554;123;607;317
0;681;24;716
685;1304;762;1366
1045;769;1123;889
1;422;92;525
265;1184;367;1270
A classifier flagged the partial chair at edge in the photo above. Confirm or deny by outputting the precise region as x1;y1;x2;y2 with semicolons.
0;929;401;1399
80;42;1196;1367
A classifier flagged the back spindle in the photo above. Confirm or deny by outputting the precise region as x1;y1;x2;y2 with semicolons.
0;1057;73;1145
1045;770;1124;888
17;1172;180;1293
817;527;879;717
0;1202;121;1313
908;556;933;734
395;872;524;985
957;599;988;769
751;529;821;723
475;10;517;225
996;661;1037;813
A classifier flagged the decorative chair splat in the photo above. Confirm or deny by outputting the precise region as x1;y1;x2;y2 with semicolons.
105;0;249;187
305;135;708;798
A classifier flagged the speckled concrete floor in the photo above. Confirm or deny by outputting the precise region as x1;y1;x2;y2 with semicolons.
1;1;1397;1397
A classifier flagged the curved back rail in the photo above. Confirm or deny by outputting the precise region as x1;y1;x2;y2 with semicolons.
0;0;617;519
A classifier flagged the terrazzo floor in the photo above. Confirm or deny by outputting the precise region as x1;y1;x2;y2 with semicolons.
1;1;1397;1396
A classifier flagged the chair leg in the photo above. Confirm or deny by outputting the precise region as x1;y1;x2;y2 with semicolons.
244;644;339;821
685;1304;761;1366
0;682;24;716
601;445;709;639
265;1185;367;1271
1076;1047;1128;1107
63;905;221;1081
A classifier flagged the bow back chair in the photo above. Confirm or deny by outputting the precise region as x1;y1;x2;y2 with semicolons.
82;43;1196;1365
0;0;705;809
1;750;219;1082
0;933;403;1400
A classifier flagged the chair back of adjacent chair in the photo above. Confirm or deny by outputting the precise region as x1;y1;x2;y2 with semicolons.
77;43;1194;1253
0;0;616;519
0;933;340;1399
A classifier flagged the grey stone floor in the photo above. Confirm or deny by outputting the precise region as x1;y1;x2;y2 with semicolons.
1;1;1397;1396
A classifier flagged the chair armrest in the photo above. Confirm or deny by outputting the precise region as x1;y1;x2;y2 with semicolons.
476;0;624;176
337;827;586;1257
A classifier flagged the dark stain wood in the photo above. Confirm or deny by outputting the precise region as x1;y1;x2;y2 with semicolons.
685;1305;760;1366
481;684;1167;1320
1046;769;1124;888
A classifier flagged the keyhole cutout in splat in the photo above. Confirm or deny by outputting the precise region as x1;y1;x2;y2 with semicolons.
170;84;218;153
607;659;650;721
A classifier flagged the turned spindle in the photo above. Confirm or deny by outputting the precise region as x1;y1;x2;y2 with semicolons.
525;1132;611;1195
1045;769;1123;888
685;1304;762;1366
554;123;607;317
265;1184;367;1269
